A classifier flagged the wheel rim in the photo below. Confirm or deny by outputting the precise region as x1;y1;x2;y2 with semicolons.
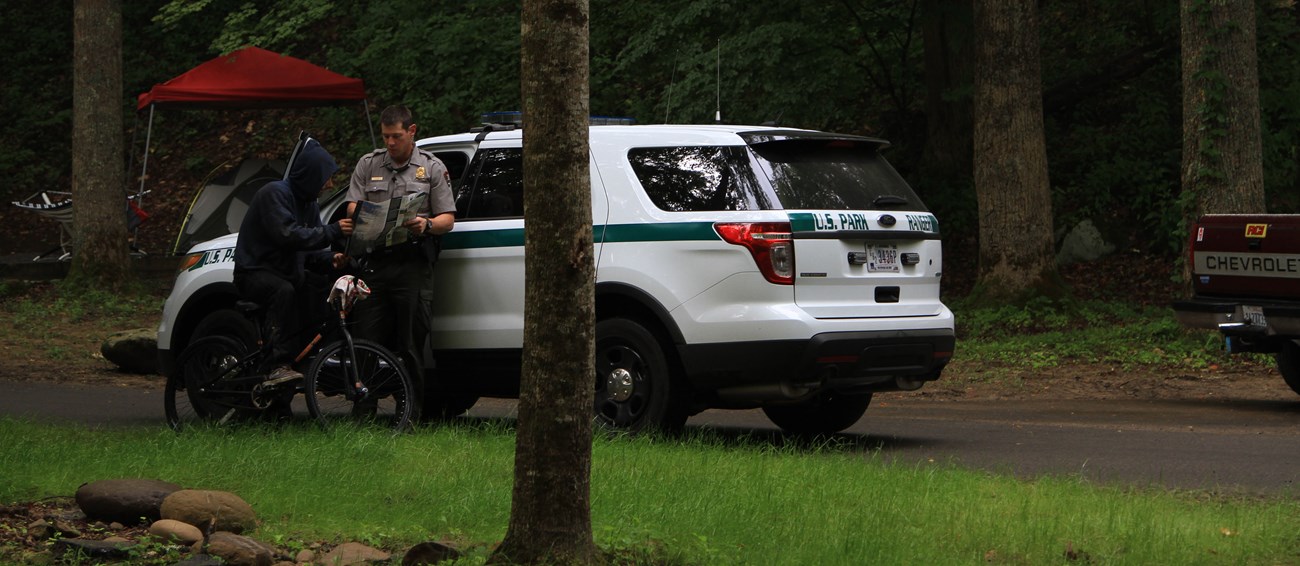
175;338;255;426
595;343;649;427
307;343;412;432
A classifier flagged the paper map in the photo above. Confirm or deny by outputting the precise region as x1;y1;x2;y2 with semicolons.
345;192;428;257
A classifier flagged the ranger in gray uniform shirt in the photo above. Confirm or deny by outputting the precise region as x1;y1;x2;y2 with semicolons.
347;105;455;396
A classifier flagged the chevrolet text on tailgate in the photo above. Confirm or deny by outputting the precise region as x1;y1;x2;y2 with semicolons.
158;121;955;434
1173;214;1300;395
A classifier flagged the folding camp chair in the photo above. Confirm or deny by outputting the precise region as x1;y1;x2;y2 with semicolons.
11;190;74;261
10;190;150;261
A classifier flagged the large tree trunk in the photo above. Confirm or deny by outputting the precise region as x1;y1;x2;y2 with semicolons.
1180;0;1265;215
491;0;600;564
971;0;1059;302
70;0;132;286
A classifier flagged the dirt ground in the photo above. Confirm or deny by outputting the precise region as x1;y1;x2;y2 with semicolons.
0;275;1293;405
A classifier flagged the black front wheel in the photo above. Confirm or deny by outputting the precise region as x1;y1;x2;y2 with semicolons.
594;318;689;434
304;339;416;432
762;392;873;435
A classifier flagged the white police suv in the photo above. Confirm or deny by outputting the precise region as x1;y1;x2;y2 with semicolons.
158;120;954;434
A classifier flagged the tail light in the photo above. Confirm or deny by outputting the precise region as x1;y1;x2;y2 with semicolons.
714;222;794;285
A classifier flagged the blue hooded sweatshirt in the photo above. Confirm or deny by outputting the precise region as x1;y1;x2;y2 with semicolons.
233;139;344;284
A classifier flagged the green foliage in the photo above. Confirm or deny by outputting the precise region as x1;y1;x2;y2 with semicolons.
5;0;1300;266
952;298;1261;370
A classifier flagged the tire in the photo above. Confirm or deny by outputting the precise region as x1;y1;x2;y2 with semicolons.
304;339;416;432
762;392;873;435
191;308;260;351
1276;341;1300;396
422;390;480;421
166;336;257;431
594;318;689;434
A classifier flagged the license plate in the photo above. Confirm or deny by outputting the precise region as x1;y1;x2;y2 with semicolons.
867;244;899;273
1242;305;1266;327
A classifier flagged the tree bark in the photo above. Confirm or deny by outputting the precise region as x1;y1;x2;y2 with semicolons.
70;0;133;287
971;0;1060;302
491;0;600;564
1180;0;1265;216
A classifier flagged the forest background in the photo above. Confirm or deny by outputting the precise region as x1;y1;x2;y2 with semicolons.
1;0;1298;296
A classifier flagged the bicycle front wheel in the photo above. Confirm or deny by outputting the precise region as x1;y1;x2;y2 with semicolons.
304;339;416;432
166;335;257;431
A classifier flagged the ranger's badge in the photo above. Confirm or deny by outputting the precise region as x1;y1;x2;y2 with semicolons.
415;166;428;181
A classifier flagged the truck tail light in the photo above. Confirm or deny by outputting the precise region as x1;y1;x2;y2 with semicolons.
714;222;794;285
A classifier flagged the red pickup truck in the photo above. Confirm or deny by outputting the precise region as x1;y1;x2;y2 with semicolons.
1173;214;1300;395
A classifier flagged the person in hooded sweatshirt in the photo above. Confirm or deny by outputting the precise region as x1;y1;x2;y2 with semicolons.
234;137;354;383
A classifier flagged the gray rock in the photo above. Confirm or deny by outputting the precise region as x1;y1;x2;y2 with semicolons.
319;541;391;565
100;327;159;374
1056;219;1115;265
201;532;272;566
52;538;133;559
26;518;80;540
174;555;225;566
75;478;182;525
402;541;461;565
161;490;257;534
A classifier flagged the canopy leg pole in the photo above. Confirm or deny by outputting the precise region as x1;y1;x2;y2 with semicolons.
133;104;155;254
364;100;377;149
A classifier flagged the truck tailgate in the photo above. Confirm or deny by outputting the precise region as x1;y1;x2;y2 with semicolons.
1191;214;1300;300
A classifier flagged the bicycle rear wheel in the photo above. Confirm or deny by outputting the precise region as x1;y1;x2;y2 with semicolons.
165;336;259;431
304;339;416;432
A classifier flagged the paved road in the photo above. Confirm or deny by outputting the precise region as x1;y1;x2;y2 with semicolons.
4;380;1299;495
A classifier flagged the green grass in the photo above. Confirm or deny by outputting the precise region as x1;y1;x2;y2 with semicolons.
2;418;1297;565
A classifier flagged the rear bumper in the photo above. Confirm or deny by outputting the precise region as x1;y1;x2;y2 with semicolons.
678;328;955;405
1173;297;1300;353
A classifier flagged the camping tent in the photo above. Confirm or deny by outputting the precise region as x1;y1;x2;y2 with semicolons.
135;46;374;254
172;159;286;254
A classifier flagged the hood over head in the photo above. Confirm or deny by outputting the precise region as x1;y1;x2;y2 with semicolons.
287;138;339;202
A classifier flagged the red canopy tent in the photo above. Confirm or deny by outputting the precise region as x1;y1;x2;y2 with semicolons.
133;46;375;216
136;46;368;110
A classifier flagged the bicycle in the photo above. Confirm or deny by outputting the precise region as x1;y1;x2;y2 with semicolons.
164;275;417;433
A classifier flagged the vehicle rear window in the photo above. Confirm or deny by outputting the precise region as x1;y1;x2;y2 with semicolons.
628;140;926;212
748;139;927;211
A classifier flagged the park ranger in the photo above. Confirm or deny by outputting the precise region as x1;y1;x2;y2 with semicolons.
346;104;456;390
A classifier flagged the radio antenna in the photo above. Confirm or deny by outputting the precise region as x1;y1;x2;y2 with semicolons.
714;39;722;123
664;50;679;124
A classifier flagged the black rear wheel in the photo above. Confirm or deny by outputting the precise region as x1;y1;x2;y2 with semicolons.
594;317;689;434
1276;341;1300;396
762;392;873;435
304;339;416;432
166;335;259;431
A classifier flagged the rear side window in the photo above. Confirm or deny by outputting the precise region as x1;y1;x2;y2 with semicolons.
456;148;524;219
749;139;927;211
629;140;926;212
628;146;775;212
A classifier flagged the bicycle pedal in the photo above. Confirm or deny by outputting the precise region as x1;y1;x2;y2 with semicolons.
262;374;302;388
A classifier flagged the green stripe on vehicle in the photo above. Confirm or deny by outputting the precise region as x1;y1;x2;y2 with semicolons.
600;222;720;243
441;228;526;249
440;222;720;250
